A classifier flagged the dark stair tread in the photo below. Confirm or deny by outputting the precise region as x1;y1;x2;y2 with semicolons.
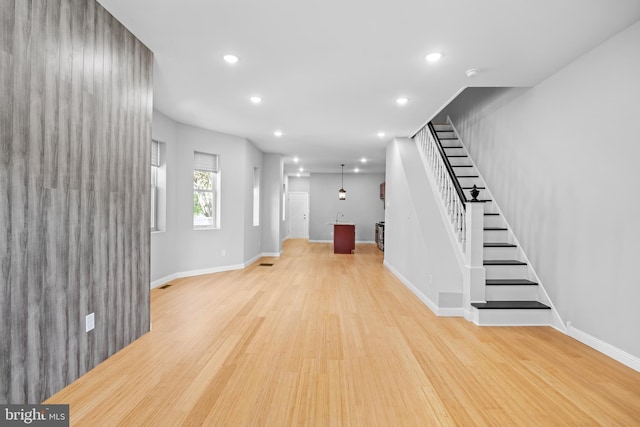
453;165;474;167
471;301;550;310
484;243;516;247
486;279;538;286
484;213;500;216
457;175;479;178
484;260;527;265
463;186;485;189
484;227;507;230
447;155;468;158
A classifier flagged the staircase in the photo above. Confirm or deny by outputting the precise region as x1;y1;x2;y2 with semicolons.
432;121;551;326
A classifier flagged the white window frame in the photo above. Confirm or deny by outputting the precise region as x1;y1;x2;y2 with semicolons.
193;151;220;229
151;140;160;231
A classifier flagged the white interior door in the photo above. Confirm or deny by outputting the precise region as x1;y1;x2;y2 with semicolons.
288;192;309;238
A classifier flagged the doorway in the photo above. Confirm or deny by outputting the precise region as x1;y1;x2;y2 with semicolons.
288;192;309;238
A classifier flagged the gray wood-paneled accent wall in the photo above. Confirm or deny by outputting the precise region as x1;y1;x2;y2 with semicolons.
0;0;153;403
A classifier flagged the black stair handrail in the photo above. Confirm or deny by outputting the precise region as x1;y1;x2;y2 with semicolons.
426;122;468;207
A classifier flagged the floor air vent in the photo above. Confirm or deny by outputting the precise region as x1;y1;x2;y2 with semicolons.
159;284;172;289
259;263;274;267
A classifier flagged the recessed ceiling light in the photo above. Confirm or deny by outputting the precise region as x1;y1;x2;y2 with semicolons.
361;157;367;163
274;130;283;137
293;157;299;163
466;68;480;78
396;97;408;106
354;168;360;173
297;173;300;177
299;167;304;172
223;54;239;64
250;96;262;104
426;52;442;63
377;132;385;138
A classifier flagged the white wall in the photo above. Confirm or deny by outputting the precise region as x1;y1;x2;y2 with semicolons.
288;176;310;192
243;142;264;263
150;111;270;284
151;111;180;282
384;138;464;309
261;153;284;256
440;21;640;359
308;173;385;243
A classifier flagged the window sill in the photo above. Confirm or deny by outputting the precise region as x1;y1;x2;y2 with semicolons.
193;226;219;231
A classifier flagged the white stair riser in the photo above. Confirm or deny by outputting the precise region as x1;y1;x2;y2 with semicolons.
453;166;476;176
448;156;472;166
473;307;551;326
484;246;518;260
433;125;452;132
441;140;462;148
443;147;467;156
485;285;539;301
485;264;529;280
458;177;483;187
482;201;497;212
436;130;456;138
483;215;504;228
484;229;509;243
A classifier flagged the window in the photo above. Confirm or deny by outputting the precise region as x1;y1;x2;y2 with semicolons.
151;140;160;231
193;151;219;229
253;167;260;226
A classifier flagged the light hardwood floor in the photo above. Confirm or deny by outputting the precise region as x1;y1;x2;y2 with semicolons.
47;239;640;426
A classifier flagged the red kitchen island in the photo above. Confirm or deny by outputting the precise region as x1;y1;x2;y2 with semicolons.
334;223;355;254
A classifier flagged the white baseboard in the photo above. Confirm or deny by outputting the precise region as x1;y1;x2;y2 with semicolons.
308;240;376;245
177;264;245;279
566;324;640;373
259;252;282;258
383;262;640;372
384;261;439;315
383;261;465;317
151;273;178;289
243;253;263;267
437;307;466;317
150;252;280;289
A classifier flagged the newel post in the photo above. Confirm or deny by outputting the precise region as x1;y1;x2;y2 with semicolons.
463;200;486;312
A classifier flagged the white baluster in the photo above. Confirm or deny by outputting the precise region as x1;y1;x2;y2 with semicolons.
415;124;471;254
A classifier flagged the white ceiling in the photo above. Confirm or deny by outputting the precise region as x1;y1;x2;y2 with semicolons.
98;0;640;175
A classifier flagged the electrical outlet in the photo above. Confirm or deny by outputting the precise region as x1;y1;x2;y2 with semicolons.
85;313;95;332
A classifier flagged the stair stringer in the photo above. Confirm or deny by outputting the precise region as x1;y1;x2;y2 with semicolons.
446;116;565;330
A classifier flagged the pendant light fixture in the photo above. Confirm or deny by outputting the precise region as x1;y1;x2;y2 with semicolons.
339;164;346;200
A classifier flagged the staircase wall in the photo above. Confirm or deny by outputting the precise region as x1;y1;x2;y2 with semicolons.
439;21;640;362
384;138;464;313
